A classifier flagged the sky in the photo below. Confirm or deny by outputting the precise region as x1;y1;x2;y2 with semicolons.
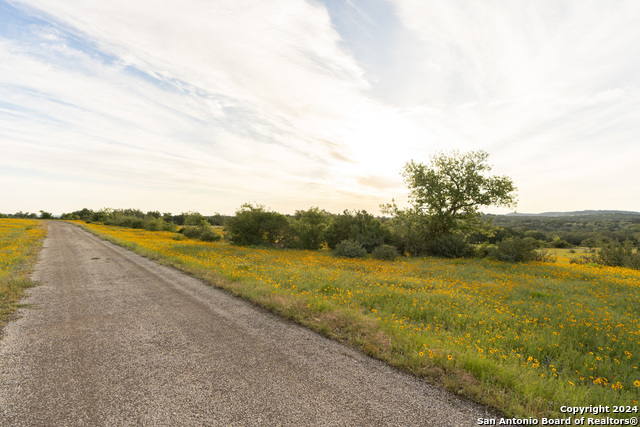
1;0;639;216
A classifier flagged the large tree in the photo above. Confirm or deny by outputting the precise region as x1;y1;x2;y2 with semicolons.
384;150;517;255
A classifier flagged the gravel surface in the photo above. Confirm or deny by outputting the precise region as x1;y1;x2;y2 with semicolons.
0;221;497;426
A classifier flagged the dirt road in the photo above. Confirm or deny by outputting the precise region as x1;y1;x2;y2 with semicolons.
0;221;496;426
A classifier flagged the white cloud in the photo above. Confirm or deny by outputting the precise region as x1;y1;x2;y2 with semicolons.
384;0;640;212
2;0;391;214
2;0;640;215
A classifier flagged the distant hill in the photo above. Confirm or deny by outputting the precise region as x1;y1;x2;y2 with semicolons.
504;210;640;217
488;210;640;246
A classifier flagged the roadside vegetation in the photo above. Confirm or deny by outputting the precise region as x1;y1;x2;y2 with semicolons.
0;219;47;329
3;149;639;417
74;221;640;419
55;150;639;416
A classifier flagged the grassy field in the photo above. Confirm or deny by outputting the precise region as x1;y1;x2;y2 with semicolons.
0;219;47;329
73;221;640;418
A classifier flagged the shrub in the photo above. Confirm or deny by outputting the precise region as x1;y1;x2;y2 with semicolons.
181;226;203;239
184;212;209;228
595;240;631;267
535;249;556;263
625;254;640;270
490;237;543;263
129;218;145;229
108;215;144;229
581;237;601;250
426;233;474;258
161;221;178;232
199;227;221;242
334;239;367;258
398;227;431;257
324;210;389;252
144;217;164;231
226;203;291;247
475;242;497;258
587;240;640;269
549;235;572;248
372;244;400;261
291;207;329;250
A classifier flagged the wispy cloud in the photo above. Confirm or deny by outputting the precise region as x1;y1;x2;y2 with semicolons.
1;0;387;213
1;0;639;215
385;0;640;211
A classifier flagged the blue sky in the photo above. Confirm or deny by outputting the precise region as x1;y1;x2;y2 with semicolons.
1;0;639;215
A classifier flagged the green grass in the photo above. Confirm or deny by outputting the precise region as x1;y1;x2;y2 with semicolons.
74;221;640;418
0;219;47;329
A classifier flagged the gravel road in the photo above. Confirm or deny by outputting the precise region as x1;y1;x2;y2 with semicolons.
0;221;497;426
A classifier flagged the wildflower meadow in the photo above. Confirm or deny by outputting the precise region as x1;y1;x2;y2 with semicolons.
75;221;639;418
0;218;46;326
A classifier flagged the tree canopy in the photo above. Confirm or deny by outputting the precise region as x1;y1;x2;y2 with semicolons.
384;150;517;255
404;150;516;229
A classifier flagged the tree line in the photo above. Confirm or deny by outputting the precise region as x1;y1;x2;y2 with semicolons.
1;210;54;219
11;150;639;268
488;213;640;248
